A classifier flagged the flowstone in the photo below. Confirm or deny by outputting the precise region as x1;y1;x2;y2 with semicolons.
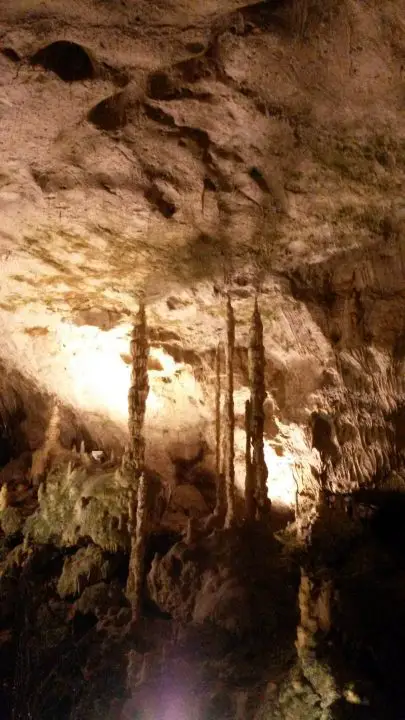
57;544;120;598
24;462;131;551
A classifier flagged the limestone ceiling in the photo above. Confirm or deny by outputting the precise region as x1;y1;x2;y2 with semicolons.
0;0;404;463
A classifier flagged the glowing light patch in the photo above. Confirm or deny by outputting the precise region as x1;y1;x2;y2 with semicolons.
264;442;297;507
53;324;176;423
150;346;178;377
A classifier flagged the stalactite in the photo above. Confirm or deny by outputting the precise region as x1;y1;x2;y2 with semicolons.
224;295;236;529
125;300;150;624
215;342;221;476
244;398;255;521
214;342;225;517
248;298;269;521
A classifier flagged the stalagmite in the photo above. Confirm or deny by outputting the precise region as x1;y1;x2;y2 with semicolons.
248;298;269;521
214;342;225;517
125;300;150;623
0;483;9;512
224;296;236;529
296;569;338;707
31;401;61;485
244;398;255;521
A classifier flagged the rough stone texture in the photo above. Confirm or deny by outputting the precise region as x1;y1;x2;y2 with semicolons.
160;483;209;533
147;526;298;637
72;580;128;618
1;2;405;717
148;539;203;622
0;543;31;578
0;506;24;537
192;572;251;635
0;0;404;518
24;461;131;550
57;544;118;598
23;455;210;551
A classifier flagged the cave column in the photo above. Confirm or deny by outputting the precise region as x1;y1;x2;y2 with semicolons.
248;298;269;521
214;342;225;518
224;296;236;528
125;300;150;624
244;398;255;521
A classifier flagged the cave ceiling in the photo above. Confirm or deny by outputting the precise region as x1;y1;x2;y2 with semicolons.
0;0;405;495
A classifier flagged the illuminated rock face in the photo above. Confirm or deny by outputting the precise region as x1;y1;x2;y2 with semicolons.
0;0;405;510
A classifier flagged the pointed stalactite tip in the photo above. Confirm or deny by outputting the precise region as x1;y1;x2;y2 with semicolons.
226;294;235;331
253;296;262;320
250;297;263;339
136;298;146;321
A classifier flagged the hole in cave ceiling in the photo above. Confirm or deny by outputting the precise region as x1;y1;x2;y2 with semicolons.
87;92;128;131
144;185;177;218
1;47;21;63
184;42;206;55
30;40;97;82
148;71;177;100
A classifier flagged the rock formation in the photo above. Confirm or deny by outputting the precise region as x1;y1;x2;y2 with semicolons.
248;298;269;521
0;0;405;717
125;301;150;622
224;296;236;528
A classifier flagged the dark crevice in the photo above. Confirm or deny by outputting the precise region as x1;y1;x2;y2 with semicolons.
143;101;176;127
0;431;13;468
143;532;180;618
393;327;405;360
1;48;21;63
88;92;128;131
311;411;341;466
288;269;338;310
239;0;304;35
72;611;98;639
0;405;29;469
204;176;217;192
249;166;270;194
184;42;207;55
144;532;181;575
147;71;176;100
144;185;177;218
100;62;130;88
182;126;210;151
174;54;216;83
147;71;212;102
30;41;97;82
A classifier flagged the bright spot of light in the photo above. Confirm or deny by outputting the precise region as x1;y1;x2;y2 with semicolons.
146;388;163;415
53;324;172;424
264;442;297;507
149;346;178;377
